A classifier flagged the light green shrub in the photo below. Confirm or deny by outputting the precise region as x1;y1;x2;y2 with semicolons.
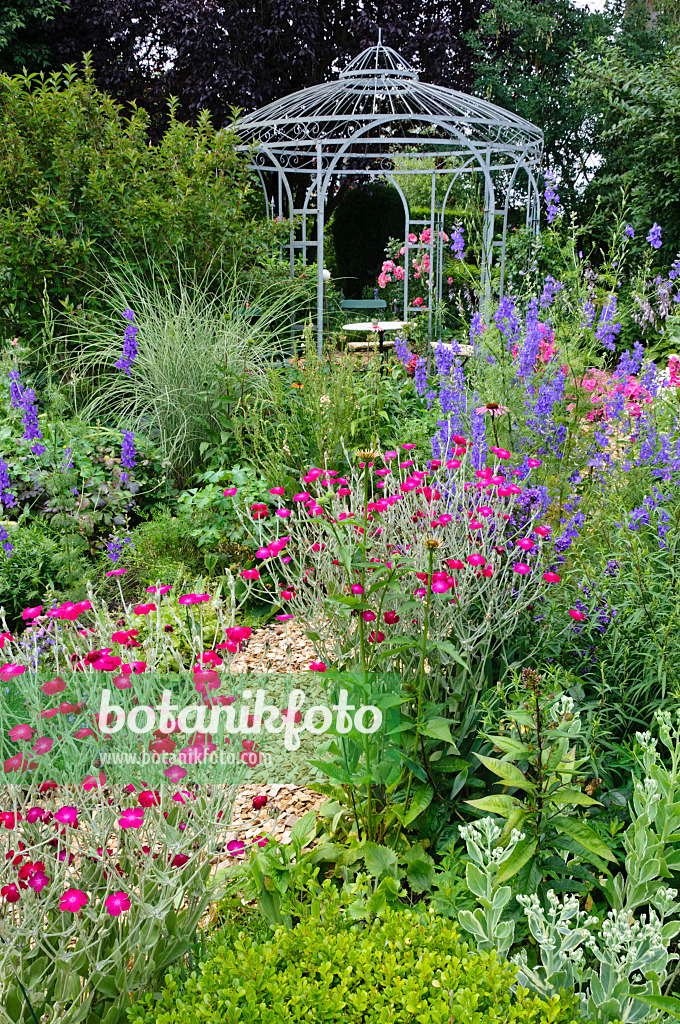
129;906;581;1024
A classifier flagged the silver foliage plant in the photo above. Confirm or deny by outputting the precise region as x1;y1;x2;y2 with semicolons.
458;708;680;1024
232;441;560;694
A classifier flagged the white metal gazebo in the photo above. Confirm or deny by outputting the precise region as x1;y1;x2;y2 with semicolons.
236;37;544;354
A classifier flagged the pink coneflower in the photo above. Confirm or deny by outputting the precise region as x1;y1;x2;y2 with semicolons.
475;402;509;419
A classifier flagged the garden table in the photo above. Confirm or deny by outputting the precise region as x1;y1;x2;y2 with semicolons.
342;320;409;357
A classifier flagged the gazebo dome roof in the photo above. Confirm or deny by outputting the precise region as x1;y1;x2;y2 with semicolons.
236;42;542;155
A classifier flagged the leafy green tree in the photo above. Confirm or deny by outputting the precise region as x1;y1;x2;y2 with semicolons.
576;9;680;259
0;60;277;341
0;0;65;73
468;0;614;207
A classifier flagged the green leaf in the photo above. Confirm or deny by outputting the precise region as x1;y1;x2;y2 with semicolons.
636;995;680;1019
487;734;534;757
420;717;455;745
551;815;617;863
398;751;429;783
404;784;434;825
406;858;435;893
494;838;538;885
426;640;470;672
430;755;471;773
475;753;535;791
547;787;601;808
466;794;520;818
291;810;317;843
363;842;399;879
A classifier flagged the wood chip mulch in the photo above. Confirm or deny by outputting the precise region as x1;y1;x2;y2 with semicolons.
229;620;318;675
227;622;327;852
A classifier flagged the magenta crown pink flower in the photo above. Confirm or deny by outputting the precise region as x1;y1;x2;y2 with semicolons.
163;765;187;782
516;538;534;550
569;609;586;621
54;806;78;827
9;723;34;741
543;572;561;583
133;602;156;616
31;736;53;755
106;568;128;577
119;807;144;829
21;605;42;620
309;661;327;672
105;891;131;916
0;664;26;681
223;486;237;496
513;563;531;575
60;888;88;913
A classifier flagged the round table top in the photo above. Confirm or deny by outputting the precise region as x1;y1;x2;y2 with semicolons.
342;321;409;332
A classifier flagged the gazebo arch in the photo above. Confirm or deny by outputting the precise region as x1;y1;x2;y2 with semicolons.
236;39;544;355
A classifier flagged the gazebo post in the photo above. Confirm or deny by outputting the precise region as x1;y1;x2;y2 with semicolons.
316;142;325;358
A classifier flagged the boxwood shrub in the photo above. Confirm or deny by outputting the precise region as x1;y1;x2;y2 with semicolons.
129;908;581;1024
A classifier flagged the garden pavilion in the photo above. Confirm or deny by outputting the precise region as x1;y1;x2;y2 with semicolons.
236;36;544;354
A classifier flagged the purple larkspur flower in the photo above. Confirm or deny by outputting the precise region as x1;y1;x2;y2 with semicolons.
450;224;465;260
518;298;542;378
469;312;485;346
595;294;621;352
8;371;45;454
494;296;520;350
0;459;17;509
580;298;596;331
540;275;563;310
647;223;662;250
414;357;428;396
394;335;410;366
114;308;138;375
120;431;136;483
624;224;635;239
544;169;562;224
434;340;457;377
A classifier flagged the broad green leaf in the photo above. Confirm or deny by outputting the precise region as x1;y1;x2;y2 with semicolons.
475;753;535;791
487;734;534;757
363;841;399;879
551;815;617;862
291;809;317;843
426;640;470;672
636;995;680;1020
429;755;471;773
420;717;455;745
404;784;434;825
547;787;601;808
466;794;520;818
494;838;538;885
406;858;435;893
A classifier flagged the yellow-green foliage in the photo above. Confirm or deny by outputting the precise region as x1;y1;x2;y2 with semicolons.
130;908;581;1024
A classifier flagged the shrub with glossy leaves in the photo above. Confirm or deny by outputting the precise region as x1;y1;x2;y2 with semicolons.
129;905;581;1024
